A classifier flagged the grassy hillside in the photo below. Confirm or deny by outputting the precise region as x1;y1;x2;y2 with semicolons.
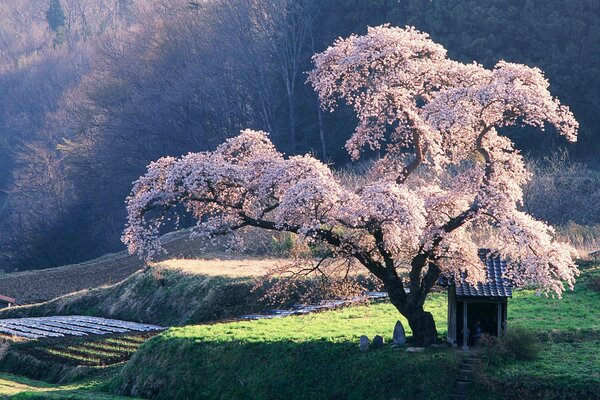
0;373;133;399
110;264;600;400
0;259;286;326
471;263;600;400
113;297;459;400
1;250;597;399
0;253;144;305
0;228;274;304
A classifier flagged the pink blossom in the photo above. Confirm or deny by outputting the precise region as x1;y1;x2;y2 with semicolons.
124;26;579;308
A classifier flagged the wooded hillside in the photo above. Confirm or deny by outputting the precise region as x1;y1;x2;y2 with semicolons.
1;0;599;270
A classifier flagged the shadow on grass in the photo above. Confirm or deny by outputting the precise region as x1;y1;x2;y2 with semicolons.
114;337;460;400
10;390;125;400
471;334;600;400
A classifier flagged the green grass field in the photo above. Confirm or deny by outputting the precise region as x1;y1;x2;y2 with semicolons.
0;373;134;399
113;264;600;400
470;263;600;399
114;295;460;400
0;263;598;399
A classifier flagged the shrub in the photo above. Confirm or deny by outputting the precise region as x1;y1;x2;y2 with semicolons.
502;328;541;361
269;233;296;256
587;275;600;292
479;334;509;365
480;329;541;364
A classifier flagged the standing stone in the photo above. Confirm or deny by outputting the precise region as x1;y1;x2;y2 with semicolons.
392;320;406;347
372;335;384;349
359;335;370;351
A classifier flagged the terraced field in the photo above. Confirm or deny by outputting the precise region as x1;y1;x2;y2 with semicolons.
0;316;164;386
23;333;156;367
0;316;164;340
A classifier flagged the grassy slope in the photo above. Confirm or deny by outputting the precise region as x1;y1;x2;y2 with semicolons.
473;340;600;400
0;227;274;305
113;265;600;400
0;332;160;386
0;261;281;326
1;248;597;399
113;296;459;400
0;373;133;399
472;264;600;400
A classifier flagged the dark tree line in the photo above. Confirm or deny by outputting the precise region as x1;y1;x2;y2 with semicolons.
0;0;599;270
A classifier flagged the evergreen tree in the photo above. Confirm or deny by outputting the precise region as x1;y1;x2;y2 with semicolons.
46;0;66;32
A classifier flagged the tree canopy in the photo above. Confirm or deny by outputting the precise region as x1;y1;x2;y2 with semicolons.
123;26;579;346
0;0;598;271
46;0;66;32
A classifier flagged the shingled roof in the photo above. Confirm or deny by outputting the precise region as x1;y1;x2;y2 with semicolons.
452;249;512;298
0;294;16;304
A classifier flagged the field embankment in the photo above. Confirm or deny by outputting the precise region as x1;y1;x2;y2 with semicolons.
114;298;459;400
0;258;287;326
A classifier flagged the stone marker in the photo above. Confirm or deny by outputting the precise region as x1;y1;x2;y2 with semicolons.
372;335;384;349
405;347;425;353
359;335;370;351
392;320;406;347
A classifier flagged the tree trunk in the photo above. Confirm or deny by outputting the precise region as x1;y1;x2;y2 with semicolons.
404;307;438;347
385;278;439;347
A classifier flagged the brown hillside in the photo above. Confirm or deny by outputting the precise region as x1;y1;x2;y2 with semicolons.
0;229;280;304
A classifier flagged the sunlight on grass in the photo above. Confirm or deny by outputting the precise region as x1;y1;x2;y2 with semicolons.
0;373;138;399
510;283;600;332
0;374;53;395
153;257;288;277
161;293;447;345
116;293;458;400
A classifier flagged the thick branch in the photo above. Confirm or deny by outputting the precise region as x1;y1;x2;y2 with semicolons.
239;215;389;282
372;227;407;302
419;262;441;303
396;114;424;185
403;125;493;307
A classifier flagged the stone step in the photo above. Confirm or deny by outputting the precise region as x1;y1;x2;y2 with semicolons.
448;355;477;399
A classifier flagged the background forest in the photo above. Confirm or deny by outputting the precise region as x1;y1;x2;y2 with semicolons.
1;0;599;271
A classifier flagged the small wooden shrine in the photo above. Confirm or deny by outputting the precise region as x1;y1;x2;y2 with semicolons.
442;249;512;350
0;294;16;309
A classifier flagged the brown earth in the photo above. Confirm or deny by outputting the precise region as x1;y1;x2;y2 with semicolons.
0;228;283;305
0;252;144;305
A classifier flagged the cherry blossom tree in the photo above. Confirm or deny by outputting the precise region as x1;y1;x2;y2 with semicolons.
122;25;579;346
